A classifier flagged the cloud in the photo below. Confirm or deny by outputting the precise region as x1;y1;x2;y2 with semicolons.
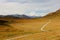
0;2;27;15
0;0;60;16
7;0;60;4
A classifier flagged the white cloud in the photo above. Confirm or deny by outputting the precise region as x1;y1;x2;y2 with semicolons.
0;2;27;15
0;0;6;3
0;0;60;16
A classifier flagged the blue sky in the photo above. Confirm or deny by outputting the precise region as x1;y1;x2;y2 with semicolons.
0;0;60;16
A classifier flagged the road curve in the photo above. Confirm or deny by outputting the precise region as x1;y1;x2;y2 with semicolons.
41;20;51;32
6;20;51;40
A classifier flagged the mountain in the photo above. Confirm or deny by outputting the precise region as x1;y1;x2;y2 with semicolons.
0;14;33;19
0;9;60;19
43;9;60;19
14;9;60;40
0;14;41;19
0;9;60;40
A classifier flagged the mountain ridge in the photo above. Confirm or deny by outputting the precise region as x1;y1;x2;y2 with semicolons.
0;9;60;19
43;9;60;19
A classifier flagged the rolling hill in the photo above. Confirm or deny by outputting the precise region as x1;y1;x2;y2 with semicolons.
0;9;60;40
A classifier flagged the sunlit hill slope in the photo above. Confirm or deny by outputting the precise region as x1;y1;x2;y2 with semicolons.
0;9;60;40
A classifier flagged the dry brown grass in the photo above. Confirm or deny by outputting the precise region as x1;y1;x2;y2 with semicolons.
0;9;60;40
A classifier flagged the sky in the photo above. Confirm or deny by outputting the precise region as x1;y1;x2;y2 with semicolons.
0;0;60;16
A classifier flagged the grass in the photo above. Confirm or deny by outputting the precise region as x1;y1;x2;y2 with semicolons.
0;24;36;40
0;18;60;40
0;10;60;40
0;17;60;40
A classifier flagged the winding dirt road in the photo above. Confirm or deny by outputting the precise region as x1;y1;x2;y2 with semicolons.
6;20;51;40
41;19;51;31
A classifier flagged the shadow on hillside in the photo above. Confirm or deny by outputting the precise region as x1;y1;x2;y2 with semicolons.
0;20;12;27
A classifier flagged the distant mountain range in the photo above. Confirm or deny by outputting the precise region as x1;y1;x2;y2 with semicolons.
0;9;60;19
0;14;40;19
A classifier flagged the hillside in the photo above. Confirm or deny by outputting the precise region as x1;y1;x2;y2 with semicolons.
13;9;60;40
0;9;60;40
44;9;60;19
10;9;60;40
